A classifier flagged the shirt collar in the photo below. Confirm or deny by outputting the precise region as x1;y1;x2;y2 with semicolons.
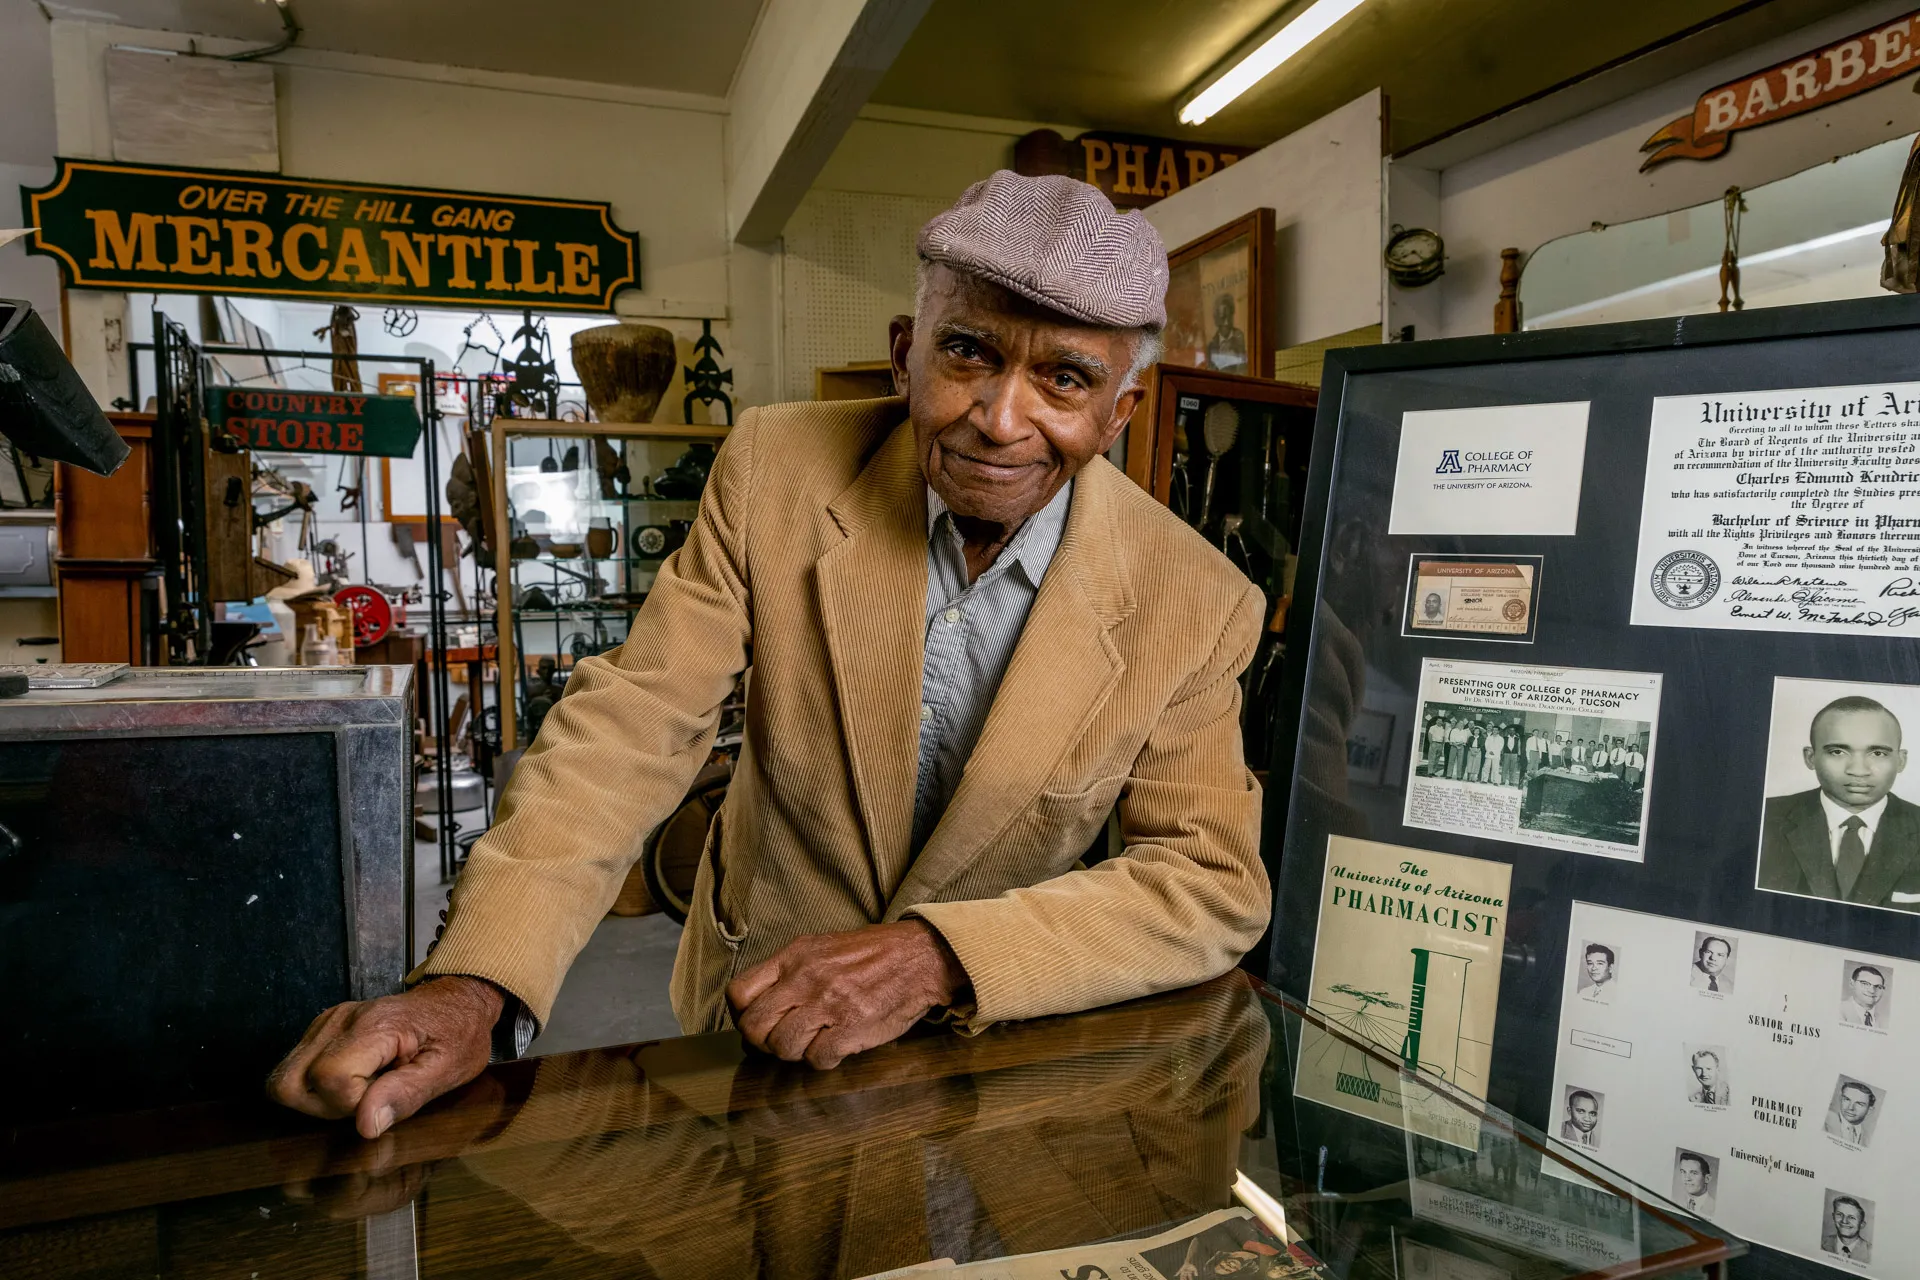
1820;792;1889;840
926;479;1073;588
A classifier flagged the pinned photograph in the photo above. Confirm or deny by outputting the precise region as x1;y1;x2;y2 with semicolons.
1822;1190;1874;1265
1576;940;1619;1004
1672;1149;1718;1218
1755;677;1920;914
1838;959;1892;1032
1401;553;1542;643
1683;1044;1730;1107
1688;931;1737;995
1823;1076;1884;1150
1560;1085;1603;1148
1406;660;1660;862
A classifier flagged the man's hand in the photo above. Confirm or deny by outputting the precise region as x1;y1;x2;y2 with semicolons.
726;920;970;1069
266;976;503;1139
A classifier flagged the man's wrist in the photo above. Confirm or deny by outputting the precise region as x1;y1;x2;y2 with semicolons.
902;918;971;1007
422;973;508;1022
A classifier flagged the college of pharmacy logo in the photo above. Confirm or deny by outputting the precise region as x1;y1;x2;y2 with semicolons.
1650;549;1720;609
1435;450;1464;474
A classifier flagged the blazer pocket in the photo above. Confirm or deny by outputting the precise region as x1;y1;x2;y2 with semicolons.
1037;773;1129;822
695;808;748;952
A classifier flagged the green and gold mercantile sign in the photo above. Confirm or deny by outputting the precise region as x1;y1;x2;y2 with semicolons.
21;159;639;312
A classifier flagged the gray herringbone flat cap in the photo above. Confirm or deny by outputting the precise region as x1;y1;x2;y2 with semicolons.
917;170;1168;329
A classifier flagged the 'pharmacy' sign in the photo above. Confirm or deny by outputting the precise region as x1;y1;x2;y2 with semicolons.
21;159;638;311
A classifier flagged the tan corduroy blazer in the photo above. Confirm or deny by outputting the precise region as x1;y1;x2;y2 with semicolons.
416;397;1270;1033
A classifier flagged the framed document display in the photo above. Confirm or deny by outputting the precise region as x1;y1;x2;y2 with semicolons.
1266;295;1920;1280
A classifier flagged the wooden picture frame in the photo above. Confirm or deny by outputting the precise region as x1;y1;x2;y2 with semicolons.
1162;208;1276;380
377;371;457;525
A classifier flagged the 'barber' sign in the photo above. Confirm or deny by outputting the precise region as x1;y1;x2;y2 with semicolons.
1641;11;1920;169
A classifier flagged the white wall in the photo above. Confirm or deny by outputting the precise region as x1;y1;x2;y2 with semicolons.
1145;90;1385;351
1405;0;1918;337
46;21;765;407
0;3;59;326
778;104;1056;399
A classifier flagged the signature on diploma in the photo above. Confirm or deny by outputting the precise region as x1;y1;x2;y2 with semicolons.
1720;575;1920;625
1729;575;1849;587
1727;582;1864;606
1795;604;1920;628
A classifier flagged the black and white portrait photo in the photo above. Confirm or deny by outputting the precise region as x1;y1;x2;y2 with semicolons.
1560;1085;1603;1148
1684;1044;1730;1107
1838;959;1892;1032
1756;678;1920;914
1576;940;1619;1004
1823;1076;1884;1149
1822;1190;1873;1265
1688;931;1737;995
1671;1149;1718;1218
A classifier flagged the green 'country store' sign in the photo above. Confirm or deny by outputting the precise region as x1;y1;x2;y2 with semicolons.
206;386;422;458
21;159;639;311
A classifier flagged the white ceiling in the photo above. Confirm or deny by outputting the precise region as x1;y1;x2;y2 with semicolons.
36;0;767;96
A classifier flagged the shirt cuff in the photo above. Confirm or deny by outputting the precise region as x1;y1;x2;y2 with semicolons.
491;996;540;1062
922;1001;994;1037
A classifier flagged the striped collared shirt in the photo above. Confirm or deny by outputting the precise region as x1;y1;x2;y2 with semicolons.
911;481;1073;854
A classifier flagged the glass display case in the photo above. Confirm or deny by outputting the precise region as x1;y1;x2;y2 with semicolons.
0;974;1743;1278
1126;364;1319;773
488;419;730;749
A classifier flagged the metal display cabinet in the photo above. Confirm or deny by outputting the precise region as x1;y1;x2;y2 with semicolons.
0;666;413;1120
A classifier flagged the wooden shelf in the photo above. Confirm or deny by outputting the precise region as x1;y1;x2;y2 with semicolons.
498;420;730;441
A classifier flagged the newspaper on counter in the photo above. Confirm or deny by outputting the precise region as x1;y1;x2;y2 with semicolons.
858;1208;1323;1280
1406;658;1662;862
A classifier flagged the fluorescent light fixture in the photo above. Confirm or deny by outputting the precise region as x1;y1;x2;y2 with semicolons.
1180;0;1370;125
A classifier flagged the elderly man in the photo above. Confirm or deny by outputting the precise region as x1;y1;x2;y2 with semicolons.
269;172;1269;1139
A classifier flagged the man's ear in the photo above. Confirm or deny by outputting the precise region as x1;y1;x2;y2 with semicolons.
1099;384;1146;454
888;315;914;399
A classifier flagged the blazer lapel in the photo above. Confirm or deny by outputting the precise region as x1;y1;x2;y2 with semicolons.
884;458;1135;916
1786;792;1843;899
816;419;928;898
1851;795;1920;905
